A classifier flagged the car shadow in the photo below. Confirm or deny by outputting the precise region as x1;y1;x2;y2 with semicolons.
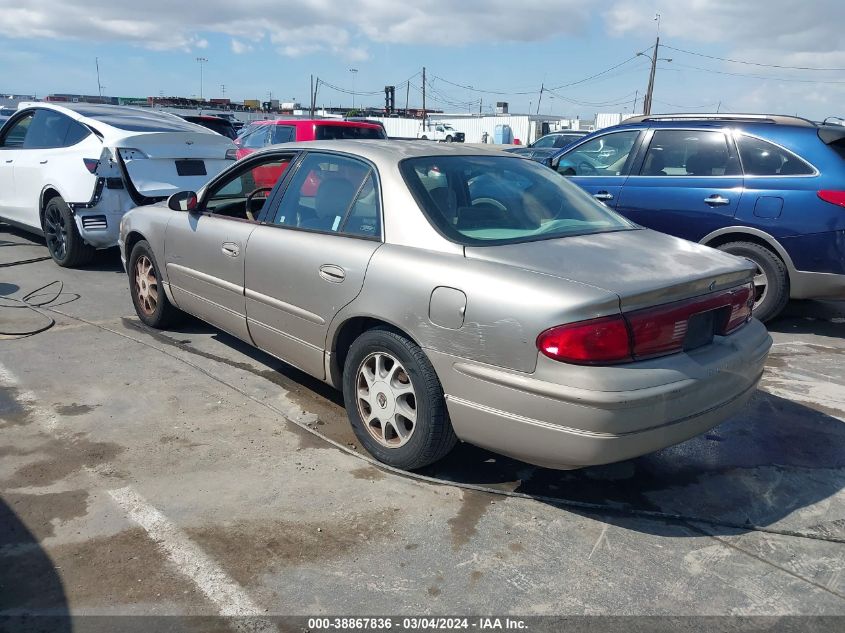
767;299;845;338
419;389;845;538
0;498;70;629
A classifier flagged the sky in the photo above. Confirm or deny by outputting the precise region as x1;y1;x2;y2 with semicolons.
1;0;844;120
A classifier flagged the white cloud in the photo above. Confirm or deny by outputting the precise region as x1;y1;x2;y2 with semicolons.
230;39;252;54
0;0;587;58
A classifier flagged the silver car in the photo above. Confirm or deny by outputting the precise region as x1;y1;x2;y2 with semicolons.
119;141;772;470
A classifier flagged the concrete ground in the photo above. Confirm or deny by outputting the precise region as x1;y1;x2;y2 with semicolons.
1;226;844;628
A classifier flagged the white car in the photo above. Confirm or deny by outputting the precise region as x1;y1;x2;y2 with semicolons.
0;102;236;266
418;122;464;143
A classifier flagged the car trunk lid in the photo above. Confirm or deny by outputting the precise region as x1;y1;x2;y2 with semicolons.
109;130;235;198
464;229;755;312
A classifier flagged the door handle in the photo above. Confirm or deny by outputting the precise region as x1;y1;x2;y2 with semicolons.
319;264;346;283
39;160;48;164
593;191;614;201
704;195;730;206
4;159;12;163
221;242;241;257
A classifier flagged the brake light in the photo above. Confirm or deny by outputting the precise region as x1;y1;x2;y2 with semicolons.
83;158;99;174
538;284;754;365
818;190;845;207
537;315;633;364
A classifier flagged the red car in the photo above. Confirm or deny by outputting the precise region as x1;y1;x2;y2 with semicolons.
235;119;387;189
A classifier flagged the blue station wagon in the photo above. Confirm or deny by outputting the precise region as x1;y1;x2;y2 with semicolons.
548;114;845;321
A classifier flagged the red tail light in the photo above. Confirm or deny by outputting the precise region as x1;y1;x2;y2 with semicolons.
537;315;633;364
818;190;845;207
538;283;754;365
83;158;99;174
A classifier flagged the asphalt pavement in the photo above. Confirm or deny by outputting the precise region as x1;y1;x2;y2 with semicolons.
1;226;843;629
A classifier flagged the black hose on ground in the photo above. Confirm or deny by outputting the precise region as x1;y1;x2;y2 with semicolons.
0;281;63;337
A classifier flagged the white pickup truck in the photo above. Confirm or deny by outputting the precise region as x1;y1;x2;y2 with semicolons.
418;122;465;143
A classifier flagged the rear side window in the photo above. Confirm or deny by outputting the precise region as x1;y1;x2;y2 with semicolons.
24;109;72;149
315;125;385;140
64;120;92;146
640;130;740;177
737;135;815;176
271;125;296;144
270;152;379;237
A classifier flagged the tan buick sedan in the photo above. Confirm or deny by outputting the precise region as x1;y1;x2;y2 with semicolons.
119;141;771;470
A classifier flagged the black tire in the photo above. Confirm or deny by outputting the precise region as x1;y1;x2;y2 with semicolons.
43;197;95;267
128;240;182;328
717;241;789;323
445;135;453;143
420;135;428;140
343;327;457;470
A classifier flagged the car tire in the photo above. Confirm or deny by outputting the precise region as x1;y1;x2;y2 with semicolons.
717;241;789;323
343;327;457;470
43;197;95;267
420;135;428;140
128;239;182;328
445;135;453;143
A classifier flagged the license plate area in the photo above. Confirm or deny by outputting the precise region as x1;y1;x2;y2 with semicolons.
683;307;729;351
175;159;206;176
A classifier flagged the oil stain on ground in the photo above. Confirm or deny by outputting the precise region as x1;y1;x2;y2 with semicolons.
2;489;89;541
185;508;397;586
54;403;99;417
448;490;496;550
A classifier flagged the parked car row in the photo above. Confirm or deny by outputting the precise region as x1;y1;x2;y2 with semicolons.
5;104;816;473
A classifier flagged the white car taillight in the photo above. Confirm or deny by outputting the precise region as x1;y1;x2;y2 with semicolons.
225;148;237;160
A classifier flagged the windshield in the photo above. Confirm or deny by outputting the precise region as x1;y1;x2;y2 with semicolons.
400;155;635;245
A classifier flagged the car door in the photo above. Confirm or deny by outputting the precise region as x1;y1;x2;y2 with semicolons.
0;111;34;223
244;151;383;378
13;109;100;226
615;128;744;241
551;129;643;209
164;151;296;341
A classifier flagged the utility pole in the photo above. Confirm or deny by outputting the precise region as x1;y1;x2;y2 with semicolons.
642;14;661;115
95;57;103;97
717;101;722;113
196;57;208;101
631;90;638;113
421;66;426;123
536;83;544;115
310;75;315;117
313;78;320;116
349;68;358;110
221;84;226;98
405;81;410;115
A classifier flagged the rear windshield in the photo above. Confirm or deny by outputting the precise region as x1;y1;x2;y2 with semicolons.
831;139;845;160
315;124;386;140
186;117;237;139
75;107;209;133
400;155;635;246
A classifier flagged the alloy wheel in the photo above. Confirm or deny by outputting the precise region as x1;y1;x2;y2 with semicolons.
356;352;417;448
44;205;67;260
134;255;158;316
751;262;768;311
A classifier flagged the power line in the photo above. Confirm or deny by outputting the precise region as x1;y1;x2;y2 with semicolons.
659;62;845;84
662;44;845;72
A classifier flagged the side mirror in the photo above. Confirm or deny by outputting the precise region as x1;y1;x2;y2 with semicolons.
167;191;198;212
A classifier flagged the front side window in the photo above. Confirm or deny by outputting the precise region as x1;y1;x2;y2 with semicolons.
640;130;740;177
555;130;640;176
203;155;293;219
532;134;556;148
736;135;814;176
0;112;34;148
401;155;635;245
271;152;379;237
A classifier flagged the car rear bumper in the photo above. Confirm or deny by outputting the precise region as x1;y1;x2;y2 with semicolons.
427;319;772;469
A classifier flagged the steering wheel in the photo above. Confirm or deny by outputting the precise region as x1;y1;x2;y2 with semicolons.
245;187;273;221
577;161;598;176
471;197;508;212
